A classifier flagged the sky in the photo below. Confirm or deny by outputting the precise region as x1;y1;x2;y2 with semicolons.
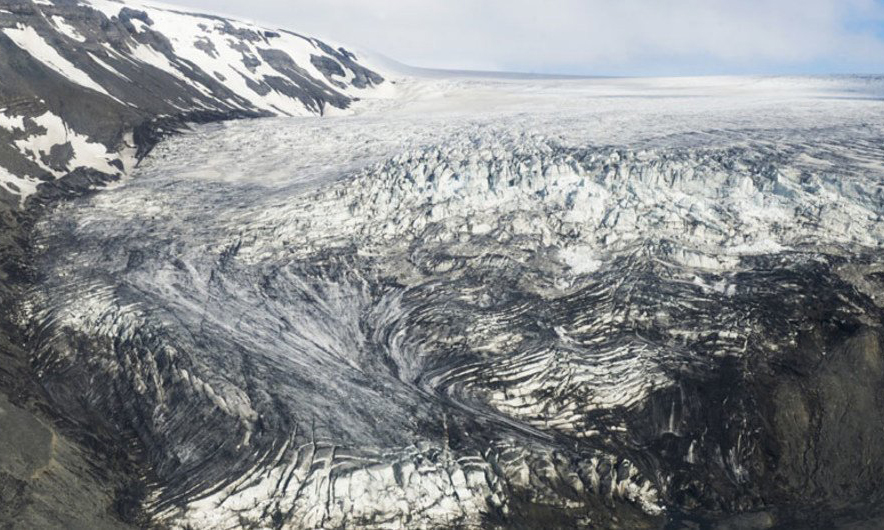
168;0;884;76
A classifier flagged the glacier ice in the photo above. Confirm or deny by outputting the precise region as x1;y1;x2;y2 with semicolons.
19;73;884;527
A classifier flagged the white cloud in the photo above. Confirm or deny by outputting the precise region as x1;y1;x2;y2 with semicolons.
166;0;884;74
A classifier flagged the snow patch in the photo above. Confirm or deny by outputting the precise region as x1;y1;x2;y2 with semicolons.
81;0;121;19
51;16;87;42
0;164;41;204
88;52;131;81
13;111;120;177
0;111;24;133
3;25;114;99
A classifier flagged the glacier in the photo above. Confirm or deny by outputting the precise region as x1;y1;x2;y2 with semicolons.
1;1;884;528
17;72;884;528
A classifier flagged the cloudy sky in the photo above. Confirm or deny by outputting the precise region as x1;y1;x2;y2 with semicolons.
170;0;884;76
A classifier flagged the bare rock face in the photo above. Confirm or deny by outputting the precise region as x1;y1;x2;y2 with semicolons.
763;330;884;508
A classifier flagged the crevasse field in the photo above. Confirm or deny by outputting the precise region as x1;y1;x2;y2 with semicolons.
24;72;884;528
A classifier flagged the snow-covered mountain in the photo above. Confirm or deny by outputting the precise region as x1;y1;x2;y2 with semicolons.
0;0;390;206
3;2;884;530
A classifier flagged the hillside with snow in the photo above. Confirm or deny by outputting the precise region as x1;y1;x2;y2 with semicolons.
0;0;390;206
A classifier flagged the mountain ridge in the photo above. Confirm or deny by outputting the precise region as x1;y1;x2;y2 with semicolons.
0;0;390;208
